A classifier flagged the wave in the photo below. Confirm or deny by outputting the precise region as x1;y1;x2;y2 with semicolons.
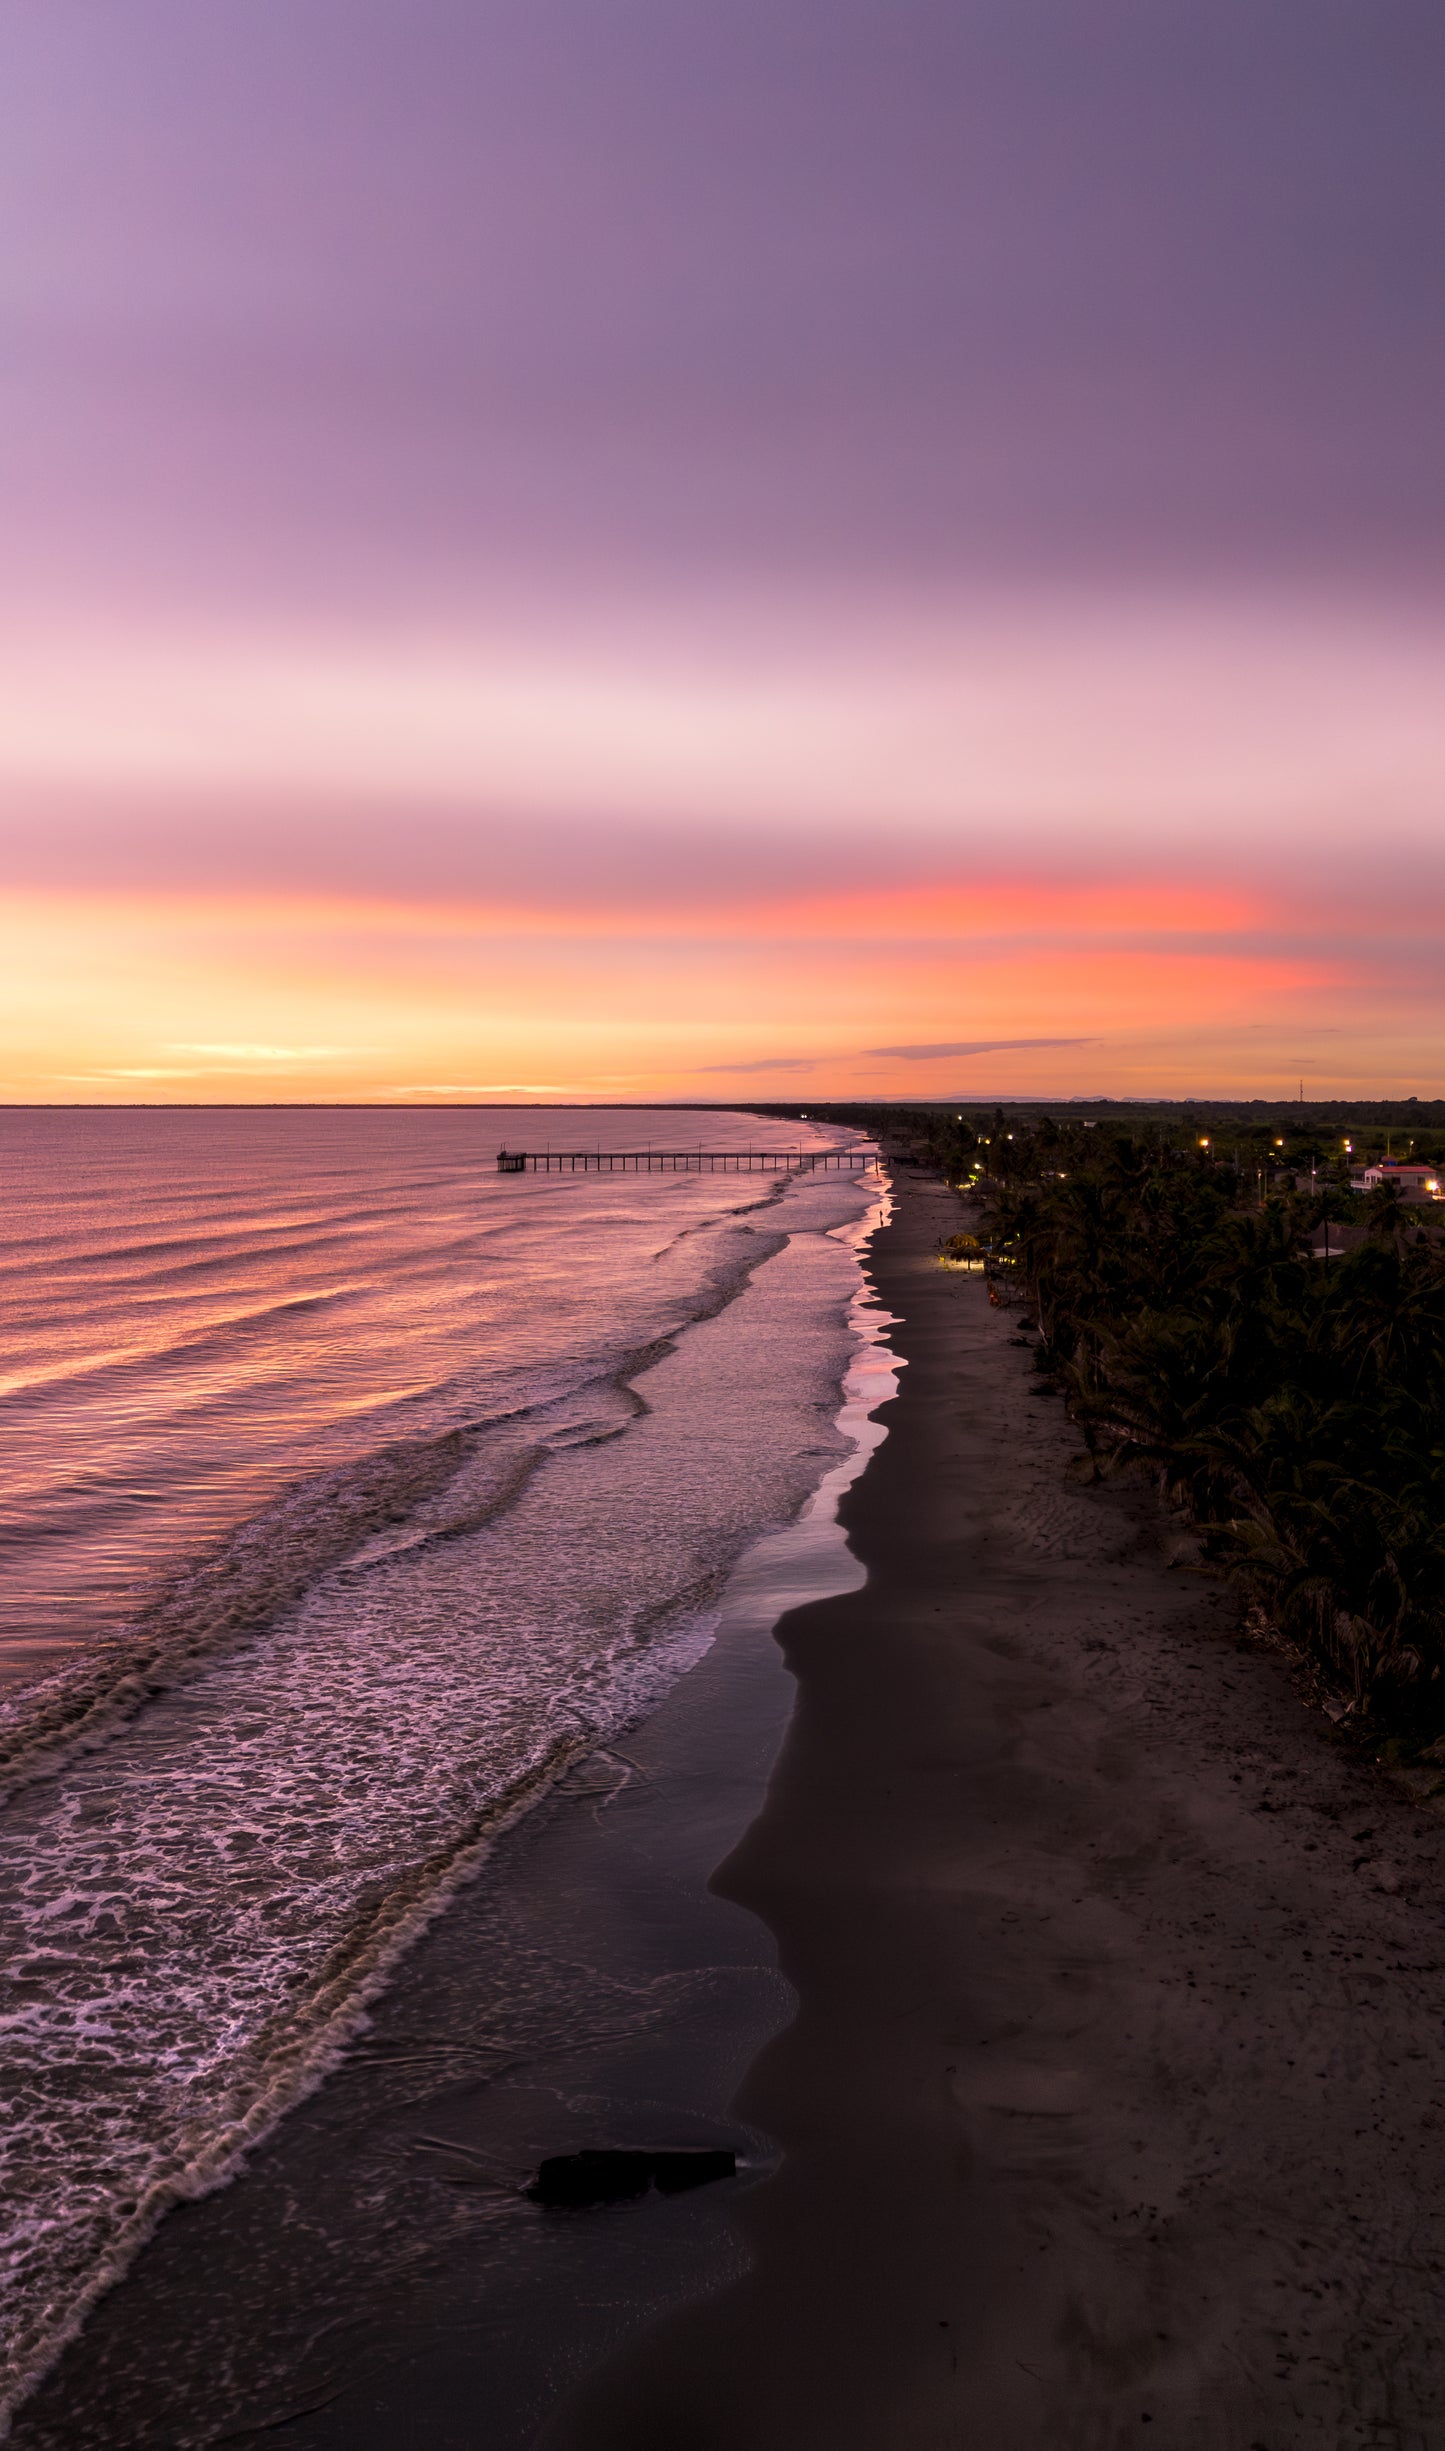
0;1218;791;1802
0;1429;512;1802
0;1728;593;2442
0;1286;373;1412
0;1165;873;2437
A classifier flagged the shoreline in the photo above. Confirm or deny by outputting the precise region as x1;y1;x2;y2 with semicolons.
555;1173;1445;2448
9;1195;894;2449
18;1174;1445;2446
1;1131;877;2434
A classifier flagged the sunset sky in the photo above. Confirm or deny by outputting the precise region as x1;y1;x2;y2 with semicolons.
3;1;1443;1104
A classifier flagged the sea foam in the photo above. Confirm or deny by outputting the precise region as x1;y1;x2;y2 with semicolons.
0;1111;877;2430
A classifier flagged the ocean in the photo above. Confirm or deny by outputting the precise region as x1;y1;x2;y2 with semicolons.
0;1107;883;2431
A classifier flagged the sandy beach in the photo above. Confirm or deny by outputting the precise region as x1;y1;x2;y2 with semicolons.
10;2;1440;2436
555;1173;1445;2449
16;1171;1445;2449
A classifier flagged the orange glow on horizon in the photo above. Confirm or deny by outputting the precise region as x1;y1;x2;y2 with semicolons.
3;26;1442;1116
0;877;1381;1106
2;596;1442;1103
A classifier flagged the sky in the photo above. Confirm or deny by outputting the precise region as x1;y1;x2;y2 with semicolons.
2;0;1443;1105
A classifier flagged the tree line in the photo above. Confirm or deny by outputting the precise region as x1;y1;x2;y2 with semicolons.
972;1123;1445;1733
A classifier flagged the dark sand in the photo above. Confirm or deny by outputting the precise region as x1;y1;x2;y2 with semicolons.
553;1175;1445;2450
16;1176;1445;2448
9;1286;887;2451
9;1526;806;2451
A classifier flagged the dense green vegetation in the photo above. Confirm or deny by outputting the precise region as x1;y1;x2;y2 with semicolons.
767;1099;1445;1733
757;1096;1445;1184
989;1129;1445;1732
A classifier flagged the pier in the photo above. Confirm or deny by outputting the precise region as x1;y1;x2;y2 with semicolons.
496;1146;878;1175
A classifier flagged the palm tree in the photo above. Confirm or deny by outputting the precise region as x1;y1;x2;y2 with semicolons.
977;1131;1445;1727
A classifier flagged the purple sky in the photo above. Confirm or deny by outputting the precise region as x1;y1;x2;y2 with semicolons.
3;2;1443;1099
8;0;1443;611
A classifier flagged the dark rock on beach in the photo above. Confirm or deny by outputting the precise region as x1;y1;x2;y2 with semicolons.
528;2147;736;2207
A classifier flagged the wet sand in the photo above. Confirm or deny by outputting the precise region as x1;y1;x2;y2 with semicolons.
8;1248;891;2451
554;1174;1445;2450
16;1175;1445;2448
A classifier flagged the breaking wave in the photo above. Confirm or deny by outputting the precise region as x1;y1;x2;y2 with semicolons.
0;1108;879;2432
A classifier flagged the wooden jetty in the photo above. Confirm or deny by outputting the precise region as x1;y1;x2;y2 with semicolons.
496;1146;877;1175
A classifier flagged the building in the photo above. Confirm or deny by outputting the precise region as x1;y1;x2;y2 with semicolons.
1351;1160;1442;1201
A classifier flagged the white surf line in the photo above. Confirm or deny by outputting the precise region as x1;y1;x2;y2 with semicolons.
707;1174;900;1667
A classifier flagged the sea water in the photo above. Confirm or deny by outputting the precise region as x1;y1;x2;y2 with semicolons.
0;1108;880;2430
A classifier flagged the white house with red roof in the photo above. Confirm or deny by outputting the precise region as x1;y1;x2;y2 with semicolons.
1352;1159;1443;1201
